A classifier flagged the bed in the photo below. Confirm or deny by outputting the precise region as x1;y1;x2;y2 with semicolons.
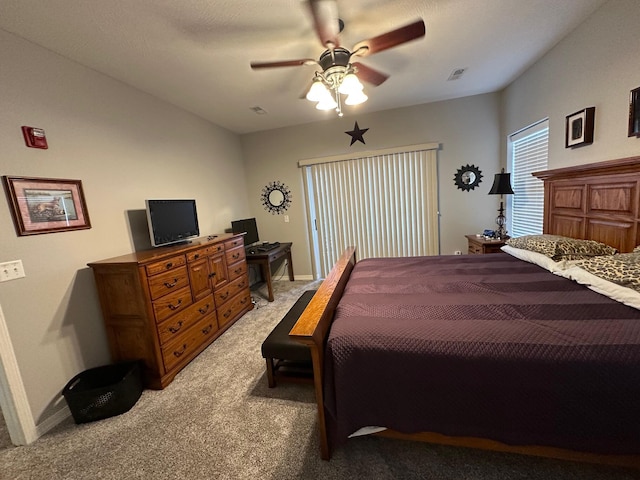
289;155;640;468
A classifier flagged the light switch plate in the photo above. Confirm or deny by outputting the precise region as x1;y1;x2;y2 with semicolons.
0;260;26;282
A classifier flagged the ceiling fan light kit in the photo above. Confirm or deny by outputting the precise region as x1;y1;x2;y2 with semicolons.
307;63;367;116
250;0;425;118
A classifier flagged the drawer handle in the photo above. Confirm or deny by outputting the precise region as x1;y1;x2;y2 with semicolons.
237;281;246;289
173;344;188;357
198;304;211;315
234;268;243;274
164;279;178;288
232;253;240;259
165;262;173;269
208;272;216;278
202;324;213;335
223;310;232;318
240;298;248;305
168;321;184;333
168;299;182;310
194;253;200;260
220;292;229;300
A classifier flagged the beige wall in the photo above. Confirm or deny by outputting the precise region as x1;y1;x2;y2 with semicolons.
0;30;250;426
241;92;502;275
501;0;640;168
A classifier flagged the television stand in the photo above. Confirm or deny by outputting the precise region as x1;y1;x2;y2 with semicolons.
246;242;293;302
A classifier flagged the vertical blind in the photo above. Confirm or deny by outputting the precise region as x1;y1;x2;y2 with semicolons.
303;147;439;276
509;120;549;237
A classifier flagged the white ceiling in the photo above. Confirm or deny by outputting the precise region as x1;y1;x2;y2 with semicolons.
0;0;607;134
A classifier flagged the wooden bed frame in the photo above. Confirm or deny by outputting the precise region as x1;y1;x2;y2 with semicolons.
289;155;640;467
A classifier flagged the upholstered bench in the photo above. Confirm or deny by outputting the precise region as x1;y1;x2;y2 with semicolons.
261;290;316;387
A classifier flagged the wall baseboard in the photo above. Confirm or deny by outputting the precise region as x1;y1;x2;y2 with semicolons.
35;406;71;439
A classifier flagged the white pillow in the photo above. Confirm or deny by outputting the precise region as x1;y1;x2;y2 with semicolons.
500;245;567;273
556;265;640;311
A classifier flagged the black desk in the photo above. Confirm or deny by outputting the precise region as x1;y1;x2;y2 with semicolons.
245;243;294;302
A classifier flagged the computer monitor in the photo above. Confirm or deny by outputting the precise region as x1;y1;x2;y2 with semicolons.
231;217;259;246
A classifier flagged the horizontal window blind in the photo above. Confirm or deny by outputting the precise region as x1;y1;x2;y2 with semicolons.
509;120;548;237
305;148;439;276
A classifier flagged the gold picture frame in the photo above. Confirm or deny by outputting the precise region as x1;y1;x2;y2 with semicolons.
3;176;91;236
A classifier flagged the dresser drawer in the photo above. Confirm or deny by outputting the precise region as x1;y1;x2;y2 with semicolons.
214;275;249;307
145;255;186;276
156;295;216;345
225;237;244;251
468;244;482;254
217;288;252;328
187;244;223;262
227;262;247;283
147;266;189;300
225;245;245;265
161;315;218;372
151;286;193;322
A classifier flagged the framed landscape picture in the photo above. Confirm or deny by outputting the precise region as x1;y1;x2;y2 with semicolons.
3;176;91;236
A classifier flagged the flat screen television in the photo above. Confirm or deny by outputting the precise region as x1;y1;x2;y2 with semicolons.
145;199;200;247
231;217;259;246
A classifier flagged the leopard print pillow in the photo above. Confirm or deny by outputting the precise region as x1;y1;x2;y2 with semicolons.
634;245;640;253
572;253;640;292
505;235;562;258
506;235;617;261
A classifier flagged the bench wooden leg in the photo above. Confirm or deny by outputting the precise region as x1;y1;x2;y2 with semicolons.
265;358;276;388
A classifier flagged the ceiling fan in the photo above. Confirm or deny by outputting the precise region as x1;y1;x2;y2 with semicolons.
250;0;425;116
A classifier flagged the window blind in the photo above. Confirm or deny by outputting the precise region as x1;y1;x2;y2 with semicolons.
303;147;439;276
509;120;549;237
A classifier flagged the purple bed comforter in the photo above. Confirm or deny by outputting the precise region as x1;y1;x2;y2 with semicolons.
324;253;640;454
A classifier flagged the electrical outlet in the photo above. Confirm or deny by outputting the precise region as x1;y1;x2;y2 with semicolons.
0;260;26;282
284;215;290;223
454;250;462;255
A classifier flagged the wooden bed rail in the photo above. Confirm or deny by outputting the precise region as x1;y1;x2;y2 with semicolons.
289;246;356;460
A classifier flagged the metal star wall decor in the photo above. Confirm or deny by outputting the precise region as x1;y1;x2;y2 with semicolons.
345;122;369;146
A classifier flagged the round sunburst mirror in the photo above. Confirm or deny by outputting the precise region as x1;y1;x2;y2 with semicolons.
261;180;292;214
454;164;483;191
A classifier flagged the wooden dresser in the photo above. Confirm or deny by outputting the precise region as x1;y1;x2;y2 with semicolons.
88;233;253;389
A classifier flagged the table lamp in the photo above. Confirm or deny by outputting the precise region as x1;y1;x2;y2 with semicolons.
488;168;514;239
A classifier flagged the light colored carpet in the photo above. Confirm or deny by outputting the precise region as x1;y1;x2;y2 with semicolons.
0;280;637;479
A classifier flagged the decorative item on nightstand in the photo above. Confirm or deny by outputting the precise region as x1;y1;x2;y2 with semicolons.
488;168;514;240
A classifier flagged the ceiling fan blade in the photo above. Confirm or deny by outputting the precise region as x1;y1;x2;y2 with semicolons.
251;59;318;69
352;62;389;86
352;19;425;57
307;0;340;48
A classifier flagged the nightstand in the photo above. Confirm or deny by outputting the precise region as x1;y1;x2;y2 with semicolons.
465;235;506;254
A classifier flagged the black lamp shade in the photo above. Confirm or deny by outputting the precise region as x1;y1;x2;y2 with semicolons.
488;170;514;195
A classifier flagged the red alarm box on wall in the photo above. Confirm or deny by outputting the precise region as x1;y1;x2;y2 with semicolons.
21;126;48;149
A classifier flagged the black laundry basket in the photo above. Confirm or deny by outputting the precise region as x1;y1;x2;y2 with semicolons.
62;360;143;424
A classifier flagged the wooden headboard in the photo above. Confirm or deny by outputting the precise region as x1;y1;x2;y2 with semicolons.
533;156;640;253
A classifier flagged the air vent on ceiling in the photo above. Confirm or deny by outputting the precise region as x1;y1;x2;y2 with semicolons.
250;106;268;115
447;68;467;81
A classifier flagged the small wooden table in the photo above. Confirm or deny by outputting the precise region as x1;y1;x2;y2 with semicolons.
245;242;294;301
465;235;506;254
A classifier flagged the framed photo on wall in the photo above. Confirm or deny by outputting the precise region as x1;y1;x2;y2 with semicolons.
629;87;640;137
3;176;91;236
565;107;595;148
